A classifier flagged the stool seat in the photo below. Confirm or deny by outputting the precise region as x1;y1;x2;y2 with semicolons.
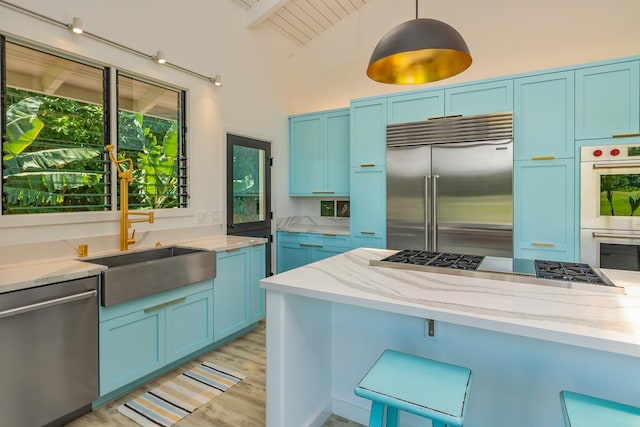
560;391;640;427
355;350;472;427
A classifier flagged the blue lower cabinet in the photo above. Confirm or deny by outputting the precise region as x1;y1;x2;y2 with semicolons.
98;280;213;397
99;307;166;395
248;244;266;323
165;289;214;364
276;231;351;272
277;241;312;272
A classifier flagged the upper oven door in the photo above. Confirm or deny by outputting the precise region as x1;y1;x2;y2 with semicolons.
581;146;640;230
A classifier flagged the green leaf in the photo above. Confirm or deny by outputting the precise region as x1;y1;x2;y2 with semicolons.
3;97;44;159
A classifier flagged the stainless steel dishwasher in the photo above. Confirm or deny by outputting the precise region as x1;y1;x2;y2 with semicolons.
0;276;98;427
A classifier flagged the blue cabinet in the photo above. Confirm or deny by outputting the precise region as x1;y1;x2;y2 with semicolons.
445;80;514;116
276;231;350;273
387;90;444;124
513;158;575;261
514;71;575;160
350;166;386;249
98;280;213;396
575;61;640;140
214;245;266;341
350;98;387;167
289;108;350;196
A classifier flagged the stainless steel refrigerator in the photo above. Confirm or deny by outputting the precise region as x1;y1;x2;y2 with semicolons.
386;112;513;257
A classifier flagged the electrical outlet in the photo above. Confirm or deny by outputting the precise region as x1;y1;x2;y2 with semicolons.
196;210;206;224
211;210;221;223
425;319;437;339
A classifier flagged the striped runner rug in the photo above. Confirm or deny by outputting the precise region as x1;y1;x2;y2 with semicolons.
117;361;245;427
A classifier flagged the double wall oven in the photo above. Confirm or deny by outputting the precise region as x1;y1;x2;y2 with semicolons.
581;143;640;270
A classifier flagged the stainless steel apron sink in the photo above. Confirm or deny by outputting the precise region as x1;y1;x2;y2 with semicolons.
82;246;216;306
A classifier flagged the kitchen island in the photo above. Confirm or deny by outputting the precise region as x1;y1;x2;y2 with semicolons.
261;248;640;427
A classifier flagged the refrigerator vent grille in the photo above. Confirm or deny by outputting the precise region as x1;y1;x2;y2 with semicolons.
387;112;513;147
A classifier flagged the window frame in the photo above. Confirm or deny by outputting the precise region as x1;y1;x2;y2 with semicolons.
0;36;191;227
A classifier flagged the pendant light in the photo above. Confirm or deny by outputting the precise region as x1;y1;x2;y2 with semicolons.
367;0;472;85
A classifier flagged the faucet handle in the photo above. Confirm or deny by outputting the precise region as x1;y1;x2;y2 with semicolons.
128;228;136;245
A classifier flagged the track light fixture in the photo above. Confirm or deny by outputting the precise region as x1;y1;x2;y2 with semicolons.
211;74;222;87
153;50;166;64
68;17;83;34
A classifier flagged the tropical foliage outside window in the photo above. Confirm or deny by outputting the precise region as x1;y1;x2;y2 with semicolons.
1;40;187;215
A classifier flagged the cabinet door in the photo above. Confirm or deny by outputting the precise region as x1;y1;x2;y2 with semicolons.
99;308;166;395
350;98;387;167
445;80;514;116
387;90;445;124
214;249;249;341
514;71;574;160
350;166;386;248
277;241;311;273
325;110;350;196
248;244;266;322
513;159;575;261
165;288;214;364
289;114;324;195
575;61;640;140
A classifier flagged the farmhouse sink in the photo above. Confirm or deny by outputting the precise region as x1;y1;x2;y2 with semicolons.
82;246;216;306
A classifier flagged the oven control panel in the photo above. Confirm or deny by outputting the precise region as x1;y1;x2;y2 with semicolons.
581;144;640;161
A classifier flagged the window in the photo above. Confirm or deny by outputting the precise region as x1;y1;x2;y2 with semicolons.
117;73;187;210
1;39;188;215
2;41;108;214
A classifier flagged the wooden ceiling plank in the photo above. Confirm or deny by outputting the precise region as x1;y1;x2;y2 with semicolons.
276;7;318;39
309;0;341;25
286;1;326;35
267;13;311;45
247;0;290;29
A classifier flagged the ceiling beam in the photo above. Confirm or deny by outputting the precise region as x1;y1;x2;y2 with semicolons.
246;0;289;29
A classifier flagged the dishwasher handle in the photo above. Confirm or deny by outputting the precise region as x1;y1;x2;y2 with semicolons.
0;290;97;319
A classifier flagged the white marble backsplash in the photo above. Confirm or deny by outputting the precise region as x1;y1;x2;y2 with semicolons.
276;216;349;235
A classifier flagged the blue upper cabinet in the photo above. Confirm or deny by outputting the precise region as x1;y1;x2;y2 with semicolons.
350;98;387;167
289;108;350;196
445;80;514;116
387;90;445;124
575;61;640;140
514;71;575;160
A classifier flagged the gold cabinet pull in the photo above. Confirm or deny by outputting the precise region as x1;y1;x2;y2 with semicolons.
531;156;555;161
360;231;376;235
165;297;187;307
322;233;337;236
531;242;555;247
144;302;167;313
613;133;640;138
360;163;376;167
312;191;335;194
300;243;323;248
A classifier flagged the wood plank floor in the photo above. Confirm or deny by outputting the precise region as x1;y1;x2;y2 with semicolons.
66;322;363;427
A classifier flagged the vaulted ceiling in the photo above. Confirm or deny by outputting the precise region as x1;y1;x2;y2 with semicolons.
228;0;369;46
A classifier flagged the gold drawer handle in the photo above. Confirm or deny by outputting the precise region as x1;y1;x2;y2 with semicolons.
322;233;337;236
613;133;640;138
360;163;376;167
144;302;167;313
300;243;323;248
531;156;555;161
165;297;187;307
360;231;376;235
531;242;555;247
312;191;335;194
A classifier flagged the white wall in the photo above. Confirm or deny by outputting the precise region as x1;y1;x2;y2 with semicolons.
0;0;301;248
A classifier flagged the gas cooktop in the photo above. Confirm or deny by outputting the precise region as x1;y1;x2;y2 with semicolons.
370;249;624;294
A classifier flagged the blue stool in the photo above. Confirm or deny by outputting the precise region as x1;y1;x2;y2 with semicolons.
560;390;640;427
354;349;473;427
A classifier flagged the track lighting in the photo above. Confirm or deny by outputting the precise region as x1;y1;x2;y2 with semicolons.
153;50;166;64
211;74;222;86
68;17;83;34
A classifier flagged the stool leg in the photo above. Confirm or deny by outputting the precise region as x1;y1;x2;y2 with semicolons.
385;407;398;427
368;401;385;427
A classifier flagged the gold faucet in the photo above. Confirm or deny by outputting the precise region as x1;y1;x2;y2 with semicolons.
106;145;154;251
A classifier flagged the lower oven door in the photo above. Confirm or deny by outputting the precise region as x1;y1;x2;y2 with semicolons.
581;229;640;271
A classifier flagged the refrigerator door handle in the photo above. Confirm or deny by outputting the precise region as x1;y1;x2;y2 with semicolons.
432;174;439;251
425;175;431;251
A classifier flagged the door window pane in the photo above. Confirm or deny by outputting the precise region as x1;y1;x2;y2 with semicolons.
117;74;186;209
233;145;265;223
2;42;107;214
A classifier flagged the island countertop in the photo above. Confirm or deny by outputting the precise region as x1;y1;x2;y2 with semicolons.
261;247;640;358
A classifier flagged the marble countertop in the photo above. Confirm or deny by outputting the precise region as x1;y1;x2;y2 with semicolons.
0;235;266;294
276;216;349;235
261;248;640;358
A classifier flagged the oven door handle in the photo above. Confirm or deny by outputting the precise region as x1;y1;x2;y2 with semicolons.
592;162;640;170
592;232;640;240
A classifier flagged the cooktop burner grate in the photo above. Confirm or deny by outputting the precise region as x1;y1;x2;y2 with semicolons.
534;260;606;284
379;249;485;271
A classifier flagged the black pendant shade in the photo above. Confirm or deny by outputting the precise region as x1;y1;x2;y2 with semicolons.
367;18;472;85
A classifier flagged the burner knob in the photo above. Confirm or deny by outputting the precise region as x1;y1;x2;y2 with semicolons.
611;148;621;156
593;149;603;157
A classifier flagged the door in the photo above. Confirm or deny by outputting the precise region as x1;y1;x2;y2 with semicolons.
431;140;513;257
386;145;431;251
227;133;272;275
